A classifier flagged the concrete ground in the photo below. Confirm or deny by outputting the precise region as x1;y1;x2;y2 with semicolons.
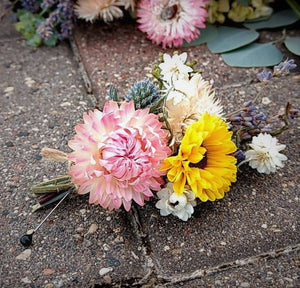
0;8;299;288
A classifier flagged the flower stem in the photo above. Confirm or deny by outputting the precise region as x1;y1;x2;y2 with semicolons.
31;175;75;195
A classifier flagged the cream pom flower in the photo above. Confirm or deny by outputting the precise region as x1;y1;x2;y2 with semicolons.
165;73;223;148
250;0;273;20
156;183;196;221
75;0;124;23
244;133;287;174
228;1;254;22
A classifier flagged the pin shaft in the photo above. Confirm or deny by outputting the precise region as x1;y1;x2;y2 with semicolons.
33;190;71;232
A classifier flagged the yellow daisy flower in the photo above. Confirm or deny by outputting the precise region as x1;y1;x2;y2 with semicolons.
161;113;237;202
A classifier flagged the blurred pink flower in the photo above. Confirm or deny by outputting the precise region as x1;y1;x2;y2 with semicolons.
137;0;209;48
68;101;171;211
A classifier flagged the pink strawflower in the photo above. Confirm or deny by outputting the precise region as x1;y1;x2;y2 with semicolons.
136;0;209;48
68;101;171;211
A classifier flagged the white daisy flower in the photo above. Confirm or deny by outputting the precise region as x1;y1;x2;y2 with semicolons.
245;133;288;174
75;0;124;23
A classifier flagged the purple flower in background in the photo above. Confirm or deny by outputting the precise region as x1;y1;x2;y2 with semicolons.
228;100;270;142
257;69;273;83
233;149;246;163
41;0;58;10
21;0;39;12
273;59;297;76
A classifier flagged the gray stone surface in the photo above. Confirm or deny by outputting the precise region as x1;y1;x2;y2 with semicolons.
0;6;299;288
167;247;300;287
73;19;300;286
0;12;148;288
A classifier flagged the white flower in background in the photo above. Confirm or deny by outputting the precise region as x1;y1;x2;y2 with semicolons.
75;0;124;23
156;183;197;221
250;0;273;20
122;0;136;10
244;133;287;174
159;53;193;84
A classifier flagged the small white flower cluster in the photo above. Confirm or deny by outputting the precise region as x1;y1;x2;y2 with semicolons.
154;52;293;221
156;183;197;221
155;53;223;221
157;53;223;148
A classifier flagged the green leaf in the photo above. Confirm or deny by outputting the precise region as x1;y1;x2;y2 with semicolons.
284;37;300;56
243;9;299;30
222;43;283;67
182;24;218;47
16;9;28;18
244;15;271;23
27;35;42;47
286;0;300;18
207;26;259;53
15;9;42;38
14;21;26;33
237;0;251;6
43;35;58;47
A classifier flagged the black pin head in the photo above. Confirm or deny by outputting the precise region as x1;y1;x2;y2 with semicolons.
20;232;34;247
19;189;71;247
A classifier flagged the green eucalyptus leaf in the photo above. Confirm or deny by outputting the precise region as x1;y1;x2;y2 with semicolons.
284;37;300;56
244;15;271;23
237;0;251;6
207;26;259;53
243;9;299;30
222;43;283;67
182;24;218;47
286;0;300;18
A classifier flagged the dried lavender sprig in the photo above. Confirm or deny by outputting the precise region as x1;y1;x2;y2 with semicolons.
41;0;58;10
228;100;270;143
273;59;297;76
233;149;246;164
36;20;54;39
57;19;74;40
57;0;75;20
257;70;273;84
21;0;39;13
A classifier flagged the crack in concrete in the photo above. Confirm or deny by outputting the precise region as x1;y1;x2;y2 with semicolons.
123;201;300;287
158;243;300;287
69;37;94;97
